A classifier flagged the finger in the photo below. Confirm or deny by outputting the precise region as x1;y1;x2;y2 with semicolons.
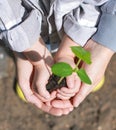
62;108;72;115
32;65;51;100
16;58;43;107
19;82;43;108
40;103;63;116
51;99;73;108
73;83;92;107
50;91;57;100
20;82;63;116
45;101;72;116
57;94;71;100
50;107;73;116
59;81;80;95
49;107;63;116
45;101;51;107
35;90;57;102
21;84;63;116
59;74;80;95
57;89;75;97
66;73;75;89
49;106;73;116
57;90;75;100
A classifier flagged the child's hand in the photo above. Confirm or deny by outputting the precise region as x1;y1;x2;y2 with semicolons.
56;64;81;100
54;35;81;100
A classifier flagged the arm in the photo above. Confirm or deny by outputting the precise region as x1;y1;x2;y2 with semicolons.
73;39;115;107
0;0;54;110
47;0;116;112
92;0;116;52
51;1;100;100
0;0;54;98
63;2;100;46
0;0;42;52
73;0;116;107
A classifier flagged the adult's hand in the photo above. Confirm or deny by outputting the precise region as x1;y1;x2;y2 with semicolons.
73;39;115;107
15;52;73;116
22;38;55;101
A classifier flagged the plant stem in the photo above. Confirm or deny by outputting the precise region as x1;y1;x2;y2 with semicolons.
73;58;81;72
76;58;81;68
58;77;64;85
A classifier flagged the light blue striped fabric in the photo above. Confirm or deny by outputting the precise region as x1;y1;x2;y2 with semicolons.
0;0;116;52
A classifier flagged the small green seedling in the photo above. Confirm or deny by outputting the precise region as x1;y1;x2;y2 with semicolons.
51;46;92;85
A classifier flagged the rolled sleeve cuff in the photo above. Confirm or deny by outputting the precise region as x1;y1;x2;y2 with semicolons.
4;10;42;52
92;13;116;52
64;16;97;46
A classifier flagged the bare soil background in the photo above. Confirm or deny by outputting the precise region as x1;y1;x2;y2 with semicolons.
0;44;116;130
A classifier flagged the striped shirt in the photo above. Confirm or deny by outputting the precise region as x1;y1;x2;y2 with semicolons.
0;0;116;52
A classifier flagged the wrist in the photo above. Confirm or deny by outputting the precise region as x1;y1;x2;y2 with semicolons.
84;39;114;62
55;35;80;60
23;38;50;66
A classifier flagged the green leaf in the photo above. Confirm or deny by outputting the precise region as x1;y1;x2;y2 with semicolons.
76;69;92;84
71;46;92;64
51;62;73;77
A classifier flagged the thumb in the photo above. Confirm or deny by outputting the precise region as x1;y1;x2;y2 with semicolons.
32;64;52;101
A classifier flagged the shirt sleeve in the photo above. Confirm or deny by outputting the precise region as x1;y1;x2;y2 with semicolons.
0;0;43;52
63;3;100;46
92;0;116;52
